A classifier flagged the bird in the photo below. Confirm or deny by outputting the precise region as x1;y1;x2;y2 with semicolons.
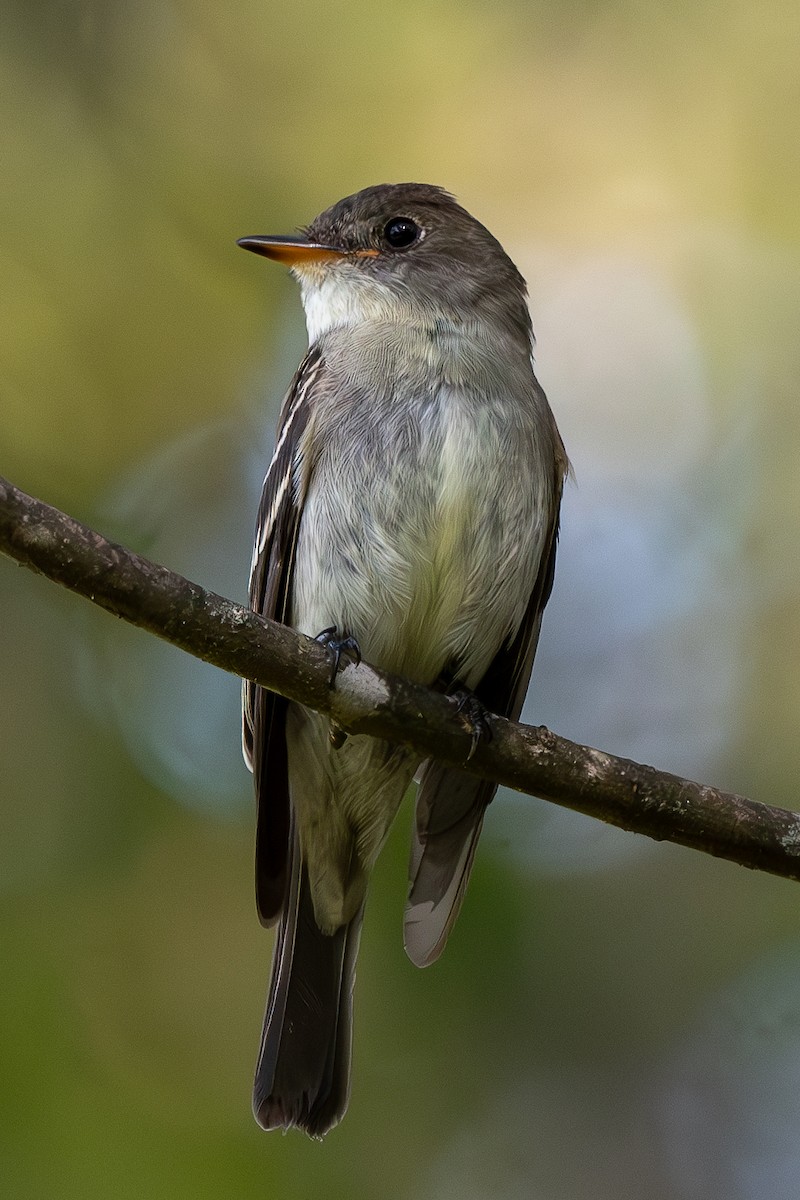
238;183;567;1137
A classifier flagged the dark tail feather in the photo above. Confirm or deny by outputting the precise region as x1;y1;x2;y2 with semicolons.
253;846;364;1139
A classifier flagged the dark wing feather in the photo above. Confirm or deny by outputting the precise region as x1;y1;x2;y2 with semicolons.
243;347;323;926
404;442;566;967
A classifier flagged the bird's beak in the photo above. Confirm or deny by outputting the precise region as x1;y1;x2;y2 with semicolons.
236;235;346;266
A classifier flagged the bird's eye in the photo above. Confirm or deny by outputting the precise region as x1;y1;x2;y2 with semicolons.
383;217;421;249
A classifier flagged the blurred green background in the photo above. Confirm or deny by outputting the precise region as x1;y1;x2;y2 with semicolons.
2;0;800;1196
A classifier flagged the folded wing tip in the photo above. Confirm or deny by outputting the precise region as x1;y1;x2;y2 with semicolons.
403;901;448;968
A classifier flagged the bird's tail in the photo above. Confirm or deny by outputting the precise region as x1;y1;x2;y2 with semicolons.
253;841;364;1139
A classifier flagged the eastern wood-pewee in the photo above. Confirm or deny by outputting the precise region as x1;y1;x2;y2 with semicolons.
238;183;567;1137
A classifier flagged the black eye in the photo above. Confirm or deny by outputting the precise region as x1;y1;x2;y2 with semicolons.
383;217;421;249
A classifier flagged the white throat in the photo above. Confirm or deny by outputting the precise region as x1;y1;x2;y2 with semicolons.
296;268;418;344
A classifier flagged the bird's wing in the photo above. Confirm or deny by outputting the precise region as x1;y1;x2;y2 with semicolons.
404;441;566;967
243;346;323;926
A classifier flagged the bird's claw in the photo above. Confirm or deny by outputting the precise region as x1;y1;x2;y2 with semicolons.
314;626;362;688
450;688;493;760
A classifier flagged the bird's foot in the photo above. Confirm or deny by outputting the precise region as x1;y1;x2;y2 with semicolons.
449;686;493;761
314;626;362;687
315;627;361;750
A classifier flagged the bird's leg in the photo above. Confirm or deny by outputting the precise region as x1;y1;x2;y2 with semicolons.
314;626;362;748
448;685;494;761
314;626;362;685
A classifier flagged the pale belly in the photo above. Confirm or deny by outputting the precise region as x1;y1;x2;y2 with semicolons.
290;386;550;689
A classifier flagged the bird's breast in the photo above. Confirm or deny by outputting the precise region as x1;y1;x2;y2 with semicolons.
291;362;551;687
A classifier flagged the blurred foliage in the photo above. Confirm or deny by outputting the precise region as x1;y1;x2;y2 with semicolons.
2;0;800;1196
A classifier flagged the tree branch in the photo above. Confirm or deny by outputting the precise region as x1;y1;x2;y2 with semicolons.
2;473;799;883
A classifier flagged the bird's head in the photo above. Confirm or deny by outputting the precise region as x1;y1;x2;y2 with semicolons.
238;183;532;347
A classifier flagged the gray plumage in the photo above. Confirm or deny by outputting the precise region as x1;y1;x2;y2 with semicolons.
240;183;567;1136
